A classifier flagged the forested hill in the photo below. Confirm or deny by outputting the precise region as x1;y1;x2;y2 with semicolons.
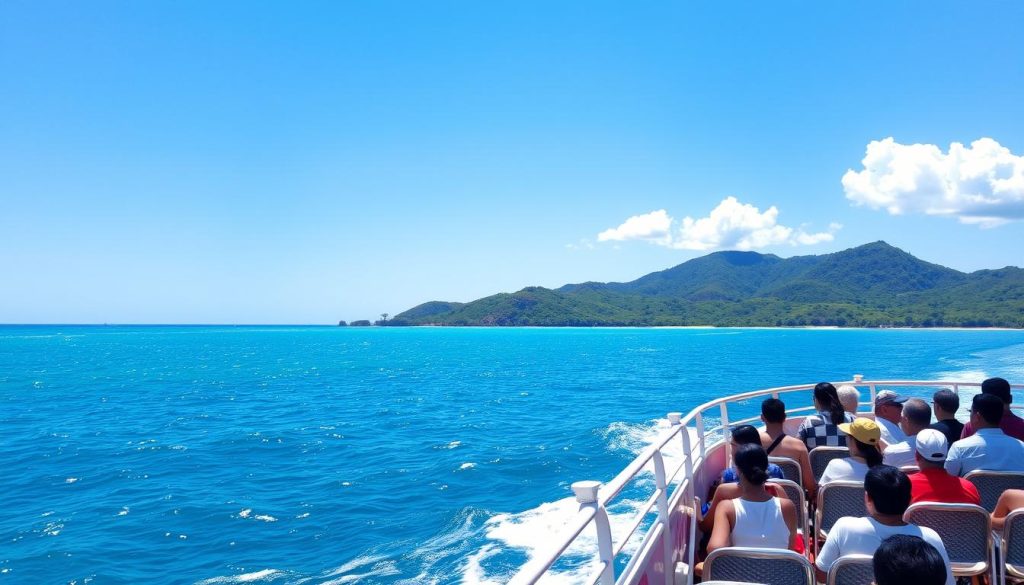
390;242;1024;327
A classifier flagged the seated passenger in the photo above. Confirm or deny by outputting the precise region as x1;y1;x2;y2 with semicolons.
798;382;856;450
961;377;1024;442
883;398;931;469
928;389;963;448
945;393;1024;477
837;384;861;415
992;489;1024;531
707;443;798;553
720;425;783;484
874;390;909;445
907;429;980;505
820;418;883;484
873;535;948;585
759;398;817;494
815;465;954;585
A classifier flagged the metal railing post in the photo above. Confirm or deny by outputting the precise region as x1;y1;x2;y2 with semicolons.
652;448;672;585
719;402;731;463
572;481;615;585
696;412;706;459
669;412;695;585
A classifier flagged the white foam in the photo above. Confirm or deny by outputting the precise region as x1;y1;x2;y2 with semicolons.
458;463;476;470
117;507;129;516
238;509;252;519
65;477;79;484
318;555;400;584
195;569;286;584
253;515;277;523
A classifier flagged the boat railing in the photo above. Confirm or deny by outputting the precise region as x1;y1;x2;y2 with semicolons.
508;378;1024;585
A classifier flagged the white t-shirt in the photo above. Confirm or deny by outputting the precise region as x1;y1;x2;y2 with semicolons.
819;457;868;485
876;417;906;446
815;516;953;585
882;435;918;468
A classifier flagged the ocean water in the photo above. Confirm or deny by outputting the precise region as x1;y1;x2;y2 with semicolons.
3;326;1024;584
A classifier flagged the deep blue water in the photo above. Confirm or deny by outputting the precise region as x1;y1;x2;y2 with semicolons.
2;326;1024;584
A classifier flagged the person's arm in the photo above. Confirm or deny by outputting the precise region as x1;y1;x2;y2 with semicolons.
799;448;817;499
943;445;962;477
699;482;739;533
779;497;798;550
814;518;843;583
991;489;1024;531
706;499;734;554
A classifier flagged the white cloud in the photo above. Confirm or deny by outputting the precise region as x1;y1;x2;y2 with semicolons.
842;137;1024;227
596;197;839;252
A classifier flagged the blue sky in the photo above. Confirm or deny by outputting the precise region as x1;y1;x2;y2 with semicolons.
2;1;1023;324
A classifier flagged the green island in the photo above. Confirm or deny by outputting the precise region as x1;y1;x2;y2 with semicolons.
389;242;1024;328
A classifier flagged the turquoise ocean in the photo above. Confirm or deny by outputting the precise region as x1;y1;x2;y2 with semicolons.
3;326;1024;584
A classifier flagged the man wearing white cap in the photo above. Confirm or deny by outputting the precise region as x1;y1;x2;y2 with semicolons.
874;390;908;445
909;429;980;505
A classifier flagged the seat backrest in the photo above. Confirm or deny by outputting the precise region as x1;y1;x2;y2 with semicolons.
1003;509;1024;573
965;470;1024;512
768;456;803;486
767;478;808;543
826;554;874;585
810;447;850;481
704;546;814;585
904;502;990;565
816;480;867;537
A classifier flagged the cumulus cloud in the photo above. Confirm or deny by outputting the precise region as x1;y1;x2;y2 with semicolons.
597;197;839;251
842;137;1024;227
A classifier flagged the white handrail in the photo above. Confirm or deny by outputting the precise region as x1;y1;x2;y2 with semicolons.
508;378;1018;585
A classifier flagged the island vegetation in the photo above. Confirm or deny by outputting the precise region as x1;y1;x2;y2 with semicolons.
388;242;1024;328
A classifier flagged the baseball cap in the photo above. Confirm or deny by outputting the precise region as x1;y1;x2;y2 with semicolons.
838;417;881;445
875;390;909;407
914;428;949;462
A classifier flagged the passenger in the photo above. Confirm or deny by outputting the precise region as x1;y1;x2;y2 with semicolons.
907;429;980;505
874;390;909;445
945;393;1024;476
991;489;1024;531
873;535;948;585
928;389;963;448
882;398;931;468
798;382;856;450
837;384;861;414
820;418;883;484
759;398;817;495
814;466;954;585
707;444;798;554
960;377;1024;442
720;425;784;484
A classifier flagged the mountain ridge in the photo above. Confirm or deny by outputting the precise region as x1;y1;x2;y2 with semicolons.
390;242;1024;327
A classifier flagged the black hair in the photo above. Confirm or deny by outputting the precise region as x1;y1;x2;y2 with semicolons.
972;393;1005;426
733;443;770;485
865;465;911;516
814;382;846;426
853;438;884;468
903;398;932;427
982;377;1013;404
932;389;959;415
761;398;786;424
873;535;946;585
731;424;762;446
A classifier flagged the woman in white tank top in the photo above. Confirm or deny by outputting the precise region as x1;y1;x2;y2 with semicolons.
707;443;797;553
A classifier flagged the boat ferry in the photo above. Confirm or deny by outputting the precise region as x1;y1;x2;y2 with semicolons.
509;377;1024;585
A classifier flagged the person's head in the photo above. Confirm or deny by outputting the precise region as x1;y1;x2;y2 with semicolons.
874;390;908;424
873;535;946;585
839;418;883;467
730;424;762;447
733;443;770;486
913;428;949;470
837;384;860;414
813;382;846;425
982;377;1013;407
900;398;931;436
970;393;1004;429
932;389;959;420
761;398;786;426
865;465;911;517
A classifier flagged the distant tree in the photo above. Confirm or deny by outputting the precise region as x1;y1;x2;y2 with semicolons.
337;320;348;327
380;313;389;323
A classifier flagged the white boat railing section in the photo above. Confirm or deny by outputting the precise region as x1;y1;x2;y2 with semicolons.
508;378;1024;585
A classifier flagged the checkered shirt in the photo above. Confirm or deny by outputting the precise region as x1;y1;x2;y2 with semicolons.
798;411;856;450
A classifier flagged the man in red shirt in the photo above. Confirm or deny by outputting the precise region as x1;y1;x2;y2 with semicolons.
909;429;980;505
960;377;1024;442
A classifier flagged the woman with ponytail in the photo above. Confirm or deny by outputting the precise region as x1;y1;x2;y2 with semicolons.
707;443;798;553
798;382;857;450
820;418;884;485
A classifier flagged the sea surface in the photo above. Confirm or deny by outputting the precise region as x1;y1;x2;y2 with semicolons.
3;326;1024;584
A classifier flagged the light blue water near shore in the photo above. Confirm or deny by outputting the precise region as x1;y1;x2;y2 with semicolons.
2;326;1024;584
